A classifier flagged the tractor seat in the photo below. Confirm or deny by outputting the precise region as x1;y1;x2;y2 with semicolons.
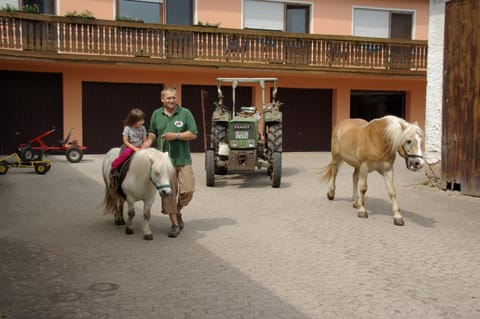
57;129;72;146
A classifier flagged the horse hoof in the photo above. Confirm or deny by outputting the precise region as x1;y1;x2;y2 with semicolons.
125;227;134;235
358;211;368;218
394;218;405;226
144;234;153;240
327;192;334;200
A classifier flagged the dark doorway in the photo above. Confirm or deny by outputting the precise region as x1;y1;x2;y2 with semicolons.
278;88;332;151
82;82;163;153
181;85;253;153
0;70;62;154
350;90;405;122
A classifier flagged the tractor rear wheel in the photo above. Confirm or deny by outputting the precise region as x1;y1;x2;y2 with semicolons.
205;149;215;187
211;123;227;151
20;145;43;162
267;123;282;154
66;147;83;163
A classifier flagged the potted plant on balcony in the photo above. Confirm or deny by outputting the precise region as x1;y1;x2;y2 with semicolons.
22;4;40;13
65;10;95;20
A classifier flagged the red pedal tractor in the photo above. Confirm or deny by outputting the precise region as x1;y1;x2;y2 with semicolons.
18;127;87;163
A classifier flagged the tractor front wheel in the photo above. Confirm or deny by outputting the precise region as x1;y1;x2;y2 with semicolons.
0;163;9;175
270;151;282;188
205;149;216;187
66;147;83;163
34;163;48;175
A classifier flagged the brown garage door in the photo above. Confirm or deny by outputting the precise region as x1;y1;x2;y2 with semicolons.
0;70;62;154
278;88;332;151
82;82;163;154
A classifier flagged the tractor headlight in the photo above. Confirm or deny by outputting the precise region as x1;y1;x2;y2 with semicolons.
247;140;255;147
230;140;239;148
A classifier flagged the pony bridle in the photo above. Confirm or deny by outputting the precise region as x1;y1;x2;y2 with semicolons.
148;164;171;191
401;144;424;170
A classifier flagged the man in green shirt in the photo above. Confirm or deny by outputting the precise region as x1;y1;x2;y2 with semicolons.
143;87;198;238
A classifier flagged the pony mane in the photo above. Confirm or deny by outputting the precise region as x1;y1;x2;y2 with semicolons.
128;148;173;177
382;115;424;152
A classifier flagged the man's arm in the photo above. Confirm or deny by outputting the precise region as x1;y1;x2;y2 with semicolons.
161;131;197;141
143;132;156;148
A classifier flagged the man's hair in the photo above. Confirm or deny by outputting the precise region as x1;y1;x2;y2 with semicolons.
161;87;176;97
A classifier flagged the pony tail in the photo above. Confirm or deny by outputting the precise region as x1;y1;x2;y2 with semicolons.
320;162;334;183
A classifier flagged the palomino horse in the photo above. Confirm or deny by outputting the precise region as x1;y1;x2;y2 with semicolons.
321;115;424;226
102;148;174;240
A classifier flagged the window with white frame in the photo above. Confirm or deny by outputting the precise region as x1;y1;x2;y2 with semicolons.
353;8;413;39
118;0;163;23
117;0;192;25
244;0;310;33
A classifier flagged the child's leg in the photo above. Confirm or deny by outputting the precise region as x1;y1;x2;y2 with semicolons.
111;147;134;169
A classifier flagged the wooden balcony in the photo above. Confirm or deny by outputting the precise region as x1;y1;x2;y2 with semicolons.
0;11;427;76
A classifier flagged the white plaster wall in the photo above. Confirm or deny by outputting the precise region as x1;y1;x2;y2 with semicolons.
425;0;446;164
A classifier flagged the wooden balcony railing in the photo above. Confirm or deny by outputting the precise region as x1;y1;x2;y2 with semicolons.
0;12;427;75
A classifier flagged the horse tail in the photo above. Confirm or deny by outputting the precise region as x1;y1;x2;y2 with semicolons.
101;182;119;215
320;161;335;183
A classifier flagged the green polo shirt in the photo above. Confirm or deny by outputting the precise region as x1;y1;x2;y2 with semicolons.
148;105;198;166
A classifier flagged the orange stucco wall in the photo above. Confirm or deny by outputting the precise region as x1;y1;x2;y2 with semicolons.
198;0;429;39
67;0;429;40
0;60;425;146
59;0;114;20
313;0;428;39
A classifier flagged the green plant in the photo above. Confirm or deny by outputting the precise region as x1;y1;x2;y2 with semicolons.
196;21;220;27
116;16;144;23
0;4;17;12
65;10;95;20
22;4;39;13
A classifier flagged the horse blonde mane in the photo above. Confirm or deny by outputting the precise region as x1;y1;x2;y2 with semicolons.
382;115;424;152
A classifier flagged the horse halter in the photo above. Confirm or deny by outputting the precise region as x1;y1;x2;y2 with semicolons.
148;164;171;191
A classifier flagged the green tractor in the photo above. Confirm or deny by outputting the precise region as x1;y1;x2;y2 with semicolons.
205;78;283;188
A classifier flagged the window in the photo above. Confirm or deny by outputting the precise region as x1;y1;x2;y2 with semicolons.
117;0;192;25
22;0;55;14
117;0;162;23
166;0;193;25
244;0;310;33
286;5;309;33
353;8;413;39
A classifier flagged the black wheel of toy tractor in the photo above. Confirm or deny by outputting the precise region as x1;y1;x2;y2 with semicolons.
34;163;48;175
211;123;227;151
0;163;9;175
66;147;83;163
267;123;283;154
20;145;43;162
271;151;282;188
205;149;215;187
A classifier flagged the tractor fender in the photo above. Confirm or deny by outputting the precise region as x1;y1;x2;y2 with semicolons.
264;111;282;123
212;109;231;122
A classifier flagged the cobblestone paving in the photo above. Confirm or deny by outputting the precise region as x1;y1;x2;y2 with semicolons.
1;153;479;319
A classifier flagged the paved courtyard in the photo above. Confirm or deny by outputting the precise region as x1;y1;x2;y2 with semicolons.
1;152;479;319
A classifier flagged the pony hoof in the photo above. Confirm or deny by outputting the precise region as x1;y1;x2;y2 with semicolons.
358;211;368;218
125;227;134;235
143;234;153;240
394;218;405;226
327;192;335;200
